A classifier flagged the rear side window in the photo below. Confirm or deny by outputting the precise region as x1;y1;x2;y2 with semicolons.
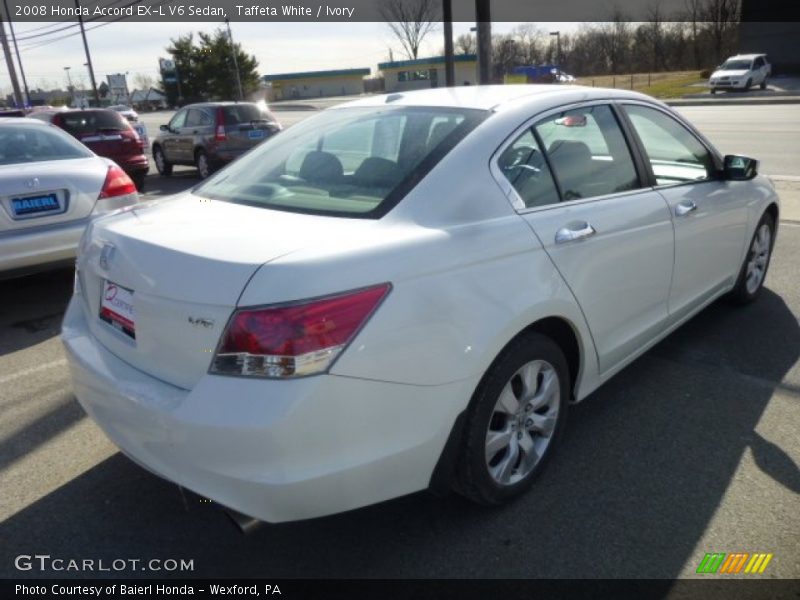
0;124;93;165
497;129;560;208
535;105;639;201
623;105;714;185
58;110;128;136
222;104;274;125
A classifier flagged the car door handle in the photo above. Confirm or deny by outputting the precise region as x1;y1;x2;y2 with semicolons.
555;222;596;244
675;201;697;217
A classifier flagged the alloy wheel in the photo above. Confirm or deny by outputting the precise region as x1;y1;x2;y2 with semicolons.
745;223;771;294
485;359;560;486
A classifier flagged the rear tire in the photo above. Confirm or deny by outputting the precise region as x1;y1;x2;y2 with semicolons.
730;212;775;305
454;332;570;505
153;146;172;176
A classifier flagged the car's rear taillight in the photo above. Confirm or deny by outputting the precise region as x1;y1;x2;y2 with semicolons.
125;125;144;151
210;283;391;378
214;107;227;141
98;164;137;199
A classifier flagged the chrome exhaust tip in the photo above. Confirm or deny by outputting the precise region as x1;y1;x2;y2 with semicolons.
225;508;263;534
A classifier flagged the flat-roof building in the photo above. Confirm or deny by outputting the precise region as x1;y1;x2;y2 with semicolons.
378;54;478;92
263;68;370;101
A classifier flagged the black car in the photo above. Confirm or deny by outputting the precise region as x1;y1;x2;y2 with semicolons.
151;102;282;179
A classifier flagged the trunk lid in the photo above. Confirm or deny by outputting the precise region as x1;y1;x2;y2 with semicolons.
0;157;105;232
77;192;372;389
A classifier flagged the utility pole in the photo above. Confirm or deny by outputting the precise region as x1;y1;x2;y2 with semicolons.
64;66;74;106
0;10;23;107
475;0;492;84
225;18;244;101
3;0;29;105
442;0;455;86
75;0;99;105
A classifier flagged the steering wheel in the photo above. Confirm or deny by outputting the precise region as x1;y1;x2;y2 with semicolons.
501;145;543;180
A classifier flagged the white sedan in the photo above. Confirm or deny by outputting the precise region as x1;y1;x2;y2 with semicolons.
0;118;139;277
62;86;780;524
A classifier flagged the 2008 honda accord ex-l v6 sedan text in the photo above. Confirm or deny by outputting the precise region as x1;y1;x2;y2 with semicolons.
63;85;780;524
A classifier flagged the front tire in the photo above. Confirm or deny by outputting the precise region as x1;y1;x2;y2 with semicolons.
760;78;768;90
744;78;752;91
454;332;570;505
730;212;775;305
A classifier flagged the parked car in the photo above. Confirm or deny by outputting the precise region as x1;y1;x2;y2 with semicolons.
109;104;148;146
0;118;138;278
63;85;779;525
29;108;149;191
151;101;282;179
709;54;771;93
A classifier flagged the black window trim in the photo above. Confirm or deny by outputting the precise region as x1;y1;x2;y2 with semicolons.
615;99;725;191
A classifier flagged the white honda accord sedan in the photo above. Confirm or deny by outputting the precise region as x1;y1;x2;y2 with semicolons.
62;85;779;524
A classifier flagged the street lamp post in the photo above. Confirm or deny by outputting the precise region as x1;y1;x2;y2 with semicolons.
550;31;561;69
64;66;74;106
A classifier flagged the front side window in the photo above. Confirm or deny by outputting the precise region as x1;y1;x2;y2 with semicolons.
534;104;639;201
169;110;187;130
623;105;715;185
194;106;486;217
497;129;560;208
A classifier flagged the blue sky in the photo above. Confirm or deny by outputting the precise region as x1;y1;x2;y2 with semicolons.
1;21;579;94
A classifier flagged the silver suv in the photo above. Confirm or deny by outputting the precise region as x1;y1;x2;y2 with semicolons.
152;102;282;179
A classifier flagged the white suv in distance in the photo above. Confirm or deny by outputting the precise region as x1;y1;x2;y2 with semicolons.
709;54;771;93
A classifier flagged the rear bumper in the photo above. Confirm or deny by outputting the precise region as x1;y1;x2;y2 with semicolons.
62;295;473;523
0;219;84;273
116;155;149;175
0;195;138;274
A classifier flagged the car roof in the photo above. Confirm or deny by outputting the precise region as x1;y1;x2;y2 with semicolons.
336;84;662;111
727;54;766;60
0;116;49;125
183;101;259;108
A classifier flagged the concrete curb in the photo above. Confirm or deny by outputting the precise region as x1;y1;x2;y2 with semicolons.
667;96;800;107
270;103;320;112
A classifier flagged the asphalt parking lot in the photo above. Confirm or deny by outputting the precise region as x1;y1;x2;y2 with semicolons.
0;103;798;580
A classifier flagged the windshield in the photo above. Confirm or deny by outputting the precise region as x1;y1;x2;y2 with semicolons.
194;105;487;218
721;59;752;71
0;123;93;165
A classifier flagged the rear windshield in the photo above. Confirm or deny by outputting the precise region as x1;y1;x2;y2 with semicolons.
194;105;487;218
59;110;128;135
222;104;276;125
0;123;93;165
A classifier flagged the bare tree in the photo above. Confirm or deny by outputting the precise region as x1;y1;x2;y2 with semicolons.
702;0;740;65
598;8;632;74
132;72;154;90
684;0;703;68
380;0;439;60
455;33;476;55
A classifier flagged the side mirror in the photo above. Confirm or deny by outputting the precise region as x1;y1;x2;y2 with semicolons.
723;154;758;181
159;124;169;132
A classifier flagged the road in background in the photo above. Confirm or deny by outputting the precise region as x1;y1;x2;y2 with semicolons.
674;104;800;177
